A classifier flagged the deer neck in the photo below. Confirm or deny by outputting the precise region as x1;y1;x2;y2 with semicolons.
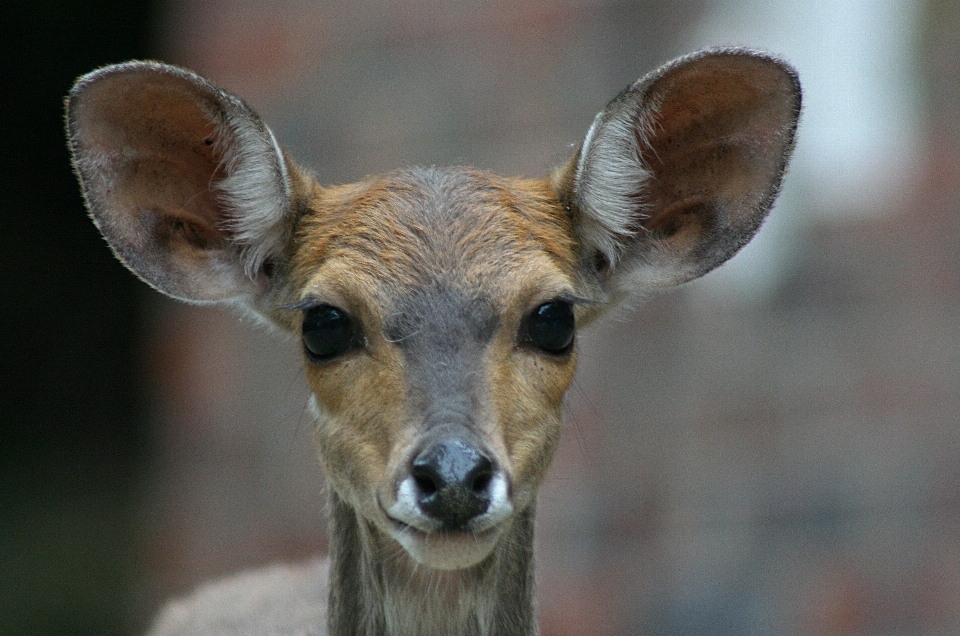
327;490;537;636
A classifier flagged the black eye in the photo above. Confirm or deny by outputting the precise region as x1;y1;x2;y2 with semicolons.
302;305;356;361
524;300;575;354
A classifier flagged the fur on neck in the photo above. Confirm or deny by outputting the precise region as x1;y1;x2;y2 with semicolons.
326;491;537;636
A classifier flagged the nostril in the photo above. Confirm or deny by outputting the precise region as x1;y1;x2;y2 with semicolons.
466;458;493;494
412;467;439;497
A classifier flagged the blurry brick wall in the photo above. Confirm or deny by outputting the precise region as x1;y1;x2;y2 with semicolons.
130;2;960;635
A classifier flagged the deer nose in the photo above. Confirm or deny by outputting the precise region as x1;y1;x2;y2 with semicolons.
411;438;494;530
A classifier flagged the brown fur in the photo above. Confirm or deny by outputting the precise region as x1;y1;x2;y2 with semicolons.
286;167;580;542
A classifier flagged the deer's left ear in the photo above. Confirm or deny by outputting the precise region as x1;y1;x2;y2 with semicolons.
556;48;801;296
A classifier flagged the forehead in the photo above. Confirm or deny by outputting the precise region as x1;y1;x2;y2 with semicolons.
293;167;577;310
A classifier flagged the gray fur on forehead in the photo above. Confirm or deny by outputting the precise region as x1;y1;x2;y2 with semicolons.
312;166;566;298
382;284;500;349
338;167;552;249
371;167;508;217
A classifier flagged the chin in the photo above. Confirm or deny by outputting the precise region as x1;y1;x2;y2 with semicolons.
392;524;505;570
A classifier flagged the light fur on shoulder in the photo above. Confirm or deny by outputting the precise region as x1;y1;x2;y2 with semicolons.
145;558;329;636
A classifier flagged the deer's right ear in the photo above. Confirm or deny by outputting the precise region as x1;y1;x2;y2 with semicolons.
66;62;292;304
555;48;801;300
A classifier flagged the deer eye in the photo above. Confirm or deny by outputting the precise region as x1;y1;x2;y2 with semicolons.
302;305;357;361
523;300;575;355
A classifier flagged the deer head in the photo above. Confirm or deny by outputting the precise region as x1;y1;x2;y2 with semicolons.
67;48;799;636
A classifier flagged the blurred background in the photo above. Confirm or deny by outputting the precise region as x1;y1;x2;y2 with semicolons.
2;0;959;634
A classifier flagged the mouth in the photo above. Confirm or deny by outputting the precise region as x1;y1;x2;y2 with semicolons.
385;515;505;570
387;515;501;542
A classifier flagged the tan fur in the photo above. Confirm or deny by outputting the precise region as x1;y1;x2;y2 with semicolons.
285;168;579;535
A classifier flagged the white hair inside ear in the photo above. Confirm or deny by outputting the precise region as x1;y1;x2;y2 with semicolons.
573;102;658;268
215;109;291;279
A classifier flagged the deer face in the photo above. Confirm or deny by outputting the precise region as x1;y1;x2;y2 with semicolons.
66;49;800;576
290;169;580;568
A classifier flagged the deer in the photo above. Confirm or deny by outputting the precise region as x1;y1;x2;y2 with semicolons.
66;47;800;636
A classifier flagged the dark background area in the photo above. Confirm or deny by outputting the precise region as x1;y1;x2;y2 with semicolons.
0;2;155;634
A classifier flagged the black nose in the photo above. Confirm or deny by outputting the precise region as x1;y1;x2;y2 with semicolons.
411;438;494;530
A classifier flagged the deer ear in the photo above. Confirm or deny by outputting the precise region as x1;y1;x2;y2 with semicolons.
558;48;801;296
66;61;291;304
